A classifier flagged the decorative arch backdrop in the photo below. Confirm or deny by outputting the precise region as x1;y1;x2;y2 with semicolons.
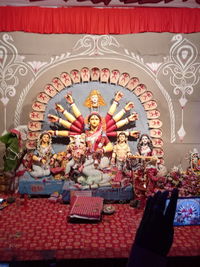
0;32;199;170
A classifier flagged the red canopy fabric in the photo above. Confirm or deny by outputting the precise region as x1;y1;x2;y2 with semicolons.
0;6;200;34
28;0;200;5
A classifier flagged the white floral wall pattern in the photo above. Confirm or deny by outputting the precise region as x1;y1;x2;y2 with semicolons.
154;35;200;141
0;34;30;134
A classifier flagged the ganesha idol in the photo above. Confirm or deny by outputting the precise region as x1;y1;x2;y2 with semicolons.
45;90;140;188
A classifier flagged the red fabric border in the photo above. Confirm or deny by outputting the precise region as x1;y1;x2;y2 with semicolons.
0;6;200;34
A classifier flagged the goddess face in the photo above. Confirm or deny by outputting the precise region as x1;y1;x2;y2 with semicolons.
141;135;149;145
41;133;50;144
118;133;126;143
90;94;99;107
89;114;101;129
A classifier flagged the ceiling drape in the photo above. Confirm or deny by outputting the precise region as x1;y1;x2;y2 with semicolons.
0;6;200;34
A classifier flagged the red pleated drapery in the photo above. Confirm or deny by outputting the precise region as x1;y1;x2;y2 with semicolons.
0;6;200;34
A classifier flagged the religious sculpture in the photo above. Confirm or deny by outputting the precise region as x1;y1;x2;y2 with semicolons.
189;148;200;173
111;132;132;171
83;89;106;112
29;132;56;178
46;90;140;187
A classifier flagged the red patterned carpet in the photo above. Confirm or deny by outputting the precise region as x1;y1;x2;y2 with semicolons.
0;198;199;261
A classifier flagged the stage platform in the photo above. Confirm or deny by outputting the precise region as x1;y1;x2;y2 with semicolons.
18;172;134;202
0;198;199;262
